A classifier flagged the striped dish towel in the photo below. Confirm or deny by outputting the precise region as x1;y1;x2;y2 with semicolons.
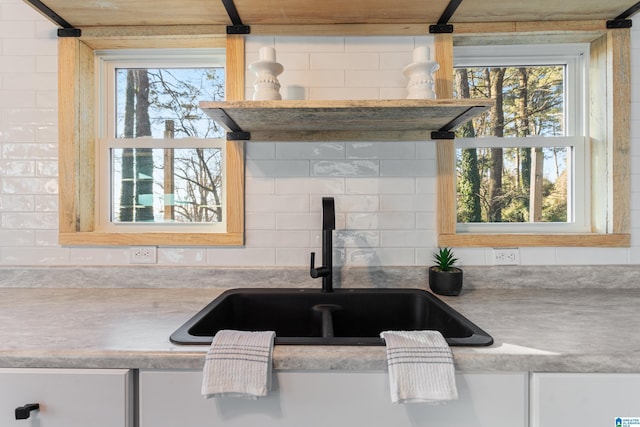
380;330;458;404
201;330;276;399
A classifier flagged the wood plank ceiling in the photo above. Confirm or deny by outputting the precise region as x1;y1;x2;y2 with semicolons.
24;0;640;28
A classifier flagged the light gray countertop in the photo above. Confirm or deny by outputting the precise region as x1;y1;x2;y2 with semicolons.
0;286;638;373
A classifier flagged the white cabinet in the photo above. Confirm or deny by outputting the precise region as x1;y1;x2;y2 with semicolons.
0;368;133;427
139;370;527;427
531;373;640;427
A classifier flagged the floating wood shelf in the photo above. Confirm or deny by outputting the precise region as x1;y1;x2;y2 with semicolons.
200;99;493;142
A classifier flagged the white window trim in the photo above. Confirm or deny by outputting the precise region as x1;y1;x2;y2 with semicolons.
453;43;590;234
94;49;227;233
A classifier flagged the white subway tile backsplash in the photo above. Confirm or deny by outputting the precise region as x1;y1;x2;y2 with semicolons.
309;87;378;100
379;87;407;99
311;160;379;177
245;195;309;213
0;247;69;265
519;247;558;266
335;230;380;248
247;230;310;247
310;52;379;70
0;90;36;108
245;177;275;195
280;69;345;89
34;230;57;246
0;56;34;73
2;142;56;158
0;229;34;246
334;195;379;212
0;195;34;211
380;159;436;176
347;141;416;159
347;247;415;266
276;142;345;159
346;69;406;88
2;177;57;194
415;177;436;194
275;37;345;52
276;177;345;195
345;36;414;52
245;212;276;230
556;247;630;265
69;248;130;266
415;212;436;229
2;38;56;56
0;20;35;38
35;160;57;176
246;159;310;177
1;212;57;229
380;52;413;70
246;143;275;159
416;142;436;159
0;160;34;176
158;248;207;265
346;177;416;194
206;247;275;266
276;213;319;230
36;91;57;110
34;194;57;211
380;195;432;212
381;230;434;248
347;212;415;230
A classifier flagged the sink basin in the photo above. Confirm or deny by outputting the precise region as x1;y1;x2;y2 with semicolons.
170;288;493;346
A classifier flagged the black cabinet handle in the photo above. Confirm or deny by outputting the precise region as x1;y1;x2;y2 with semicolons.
15;403;39;420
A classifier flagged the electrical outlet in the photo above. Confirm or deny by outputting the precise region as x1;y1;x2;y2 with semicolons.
130;246;157;264
493;248;520;265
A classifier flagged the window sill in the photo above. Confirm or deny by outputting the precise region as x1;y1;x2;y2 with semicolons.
59;232;243;246
438;233;630;248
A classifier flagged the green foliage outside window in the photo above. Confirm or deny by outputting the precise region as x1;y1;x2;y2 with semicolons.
454;66;568;224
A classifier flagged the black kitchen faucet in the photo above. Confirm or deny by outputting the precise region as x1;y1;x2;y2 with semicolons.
309;197;335;292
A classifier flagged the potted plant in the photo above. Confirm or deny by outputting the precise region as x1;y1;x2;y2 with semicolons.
429;247;463;296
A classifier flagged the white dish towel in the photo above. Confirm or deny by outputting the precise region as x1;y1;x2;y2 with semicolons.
380;330;458;404
201;330;276;399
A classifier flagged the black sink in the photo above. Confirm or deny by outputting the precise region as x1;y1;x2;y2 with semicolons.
170;288;493;346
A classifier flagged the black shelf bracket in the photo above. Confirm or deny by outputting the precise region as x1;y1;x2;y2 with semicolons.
429;0;462;34
208;108;251;140
431;131;455;140
607;1;639;29
226;131;251;141
25;0;81;37
221;0;250;34
57;28;82;37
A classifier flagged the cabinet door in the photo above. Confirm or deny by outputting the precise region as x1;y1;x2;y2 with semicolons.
532;373;640;427
0;368;132;427
140;370;527;427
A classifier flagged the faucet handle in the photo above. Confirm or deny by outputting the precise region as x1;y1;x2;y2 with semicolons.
309;252;329;279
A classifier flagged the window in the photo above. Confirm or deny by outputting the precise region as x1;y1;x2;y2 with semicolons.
57;33;245;246
437;29;630;248
95;50;228;233
453;44;590;233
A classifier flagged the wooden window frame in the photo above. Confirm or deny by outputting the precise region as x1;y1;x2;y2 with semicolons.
433;24;631;247
58;29;245;245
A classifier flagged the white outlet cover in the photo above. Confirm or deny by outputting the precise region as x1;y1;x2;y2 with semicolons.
130;246;157;264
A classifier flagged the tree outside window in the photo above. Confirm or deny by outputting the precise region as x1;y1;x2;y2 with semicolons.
111;67;225;225
454;65;569;225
